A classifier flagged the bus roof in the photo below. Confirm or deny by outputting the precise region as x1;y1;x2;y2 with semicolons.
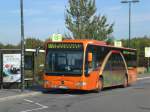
46;39;136;51
47;39;106;45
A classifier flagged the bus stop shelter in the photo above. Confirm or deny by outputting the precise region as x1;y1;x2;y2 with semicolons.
0;49;45;89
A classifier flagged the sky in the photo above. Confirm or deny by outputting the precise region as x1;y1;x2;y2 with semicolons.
0;0;150;44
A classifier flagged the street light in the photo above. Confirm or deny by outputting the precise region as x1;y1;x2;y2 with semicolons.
20;0;25;92
121;0;139;48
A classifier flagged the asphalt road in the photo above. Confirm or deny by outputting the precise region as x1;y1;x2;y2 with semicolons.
0;78;150;112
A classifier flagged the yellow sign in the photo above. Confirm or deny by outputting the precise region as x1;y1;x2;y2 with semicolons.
48;43;82;49
51;34;63;42
145;47;150;57
114;41;122;47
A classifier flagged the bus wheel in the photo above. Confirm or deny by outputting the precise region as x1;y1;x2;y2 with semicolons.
95;77;103;93
123;75;128;88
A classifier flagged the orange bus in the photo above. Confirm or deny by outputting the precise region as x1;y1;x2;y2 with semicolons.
43;39;137;92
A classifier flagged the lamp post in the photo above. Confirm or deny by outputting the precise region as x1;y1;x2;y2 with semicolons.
20;0;25;92
121;0;139;48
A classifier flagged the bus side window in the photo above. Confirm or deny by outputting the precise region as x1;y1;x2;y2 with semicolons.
122;50;137;67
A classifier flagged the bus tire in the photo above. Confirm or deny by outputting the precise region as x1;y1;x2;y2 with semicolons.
123;75;128;88
95;77;103;93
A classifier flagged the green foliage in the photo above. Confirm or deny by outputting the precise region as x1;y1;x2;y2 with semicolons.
0;43;4;48
0;38;44;49
0;42;20;49
65;0;113;40
25;38;44;49
105;35;115;45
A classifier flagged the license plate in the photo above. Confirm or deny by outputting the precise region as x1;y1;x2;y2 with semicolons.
59;86;68;89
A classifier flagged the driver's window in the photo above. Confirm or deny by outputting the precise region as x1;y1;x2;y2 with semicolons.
85;45;100;75
88;52;96;72
57;54;66;65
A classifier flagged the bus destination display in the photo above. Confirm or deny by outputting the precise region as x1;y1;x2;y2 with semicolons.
48;43;83;49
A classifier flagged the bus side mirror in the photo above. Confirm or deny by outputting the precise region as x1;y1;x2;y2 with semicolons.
88;53;93;62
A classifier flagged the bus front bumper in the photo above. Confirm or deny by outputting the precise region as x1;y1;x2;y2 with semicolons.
43;80;88;90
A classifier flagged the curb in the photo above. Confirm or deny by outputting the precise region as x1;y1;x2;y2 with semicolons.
137;77;150;80
0;91;42;102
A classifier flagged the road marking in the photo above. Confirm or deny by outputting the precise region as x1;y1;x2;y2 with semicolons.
35;103;48;108
20;106;48;112
24;99;33;103
137;77;150;80
20;99;48;112
0;92;41;102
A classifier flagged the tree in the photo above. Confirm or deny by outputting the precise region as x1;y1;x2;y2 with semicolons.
25;38;44;49
65;0;113;40
0;43;4;48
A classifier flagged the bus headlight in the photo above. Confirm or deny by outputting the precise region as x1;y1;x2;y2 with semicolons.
76;82;87;86
44;80;50;84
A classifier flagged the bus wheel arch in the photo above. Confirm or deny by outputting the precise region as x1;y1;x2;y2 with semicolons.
95;75;104;93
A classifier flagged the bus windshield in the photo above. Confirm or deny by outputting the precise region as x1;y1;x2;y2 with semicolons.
45;49;83;75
